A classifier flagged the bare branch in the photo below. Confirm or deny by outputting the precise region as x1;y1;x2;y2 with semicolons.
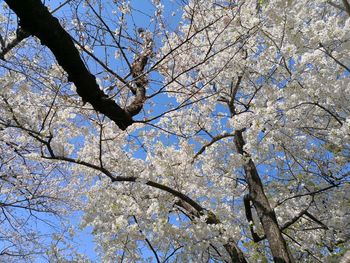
192;133;235;162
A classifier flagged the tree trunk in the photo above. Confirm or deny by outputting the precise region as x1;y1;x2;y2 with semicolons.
234;130;295;263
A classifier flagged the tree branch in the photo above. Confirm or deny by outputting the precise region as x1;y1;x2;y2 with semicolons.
174;199;247;262
342;0;350;16
0;28;30;60
5;0;134;130
192;133;235;162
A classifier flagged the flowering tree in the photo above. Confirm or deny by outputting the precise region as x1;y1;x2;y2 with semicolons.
0;0;349;262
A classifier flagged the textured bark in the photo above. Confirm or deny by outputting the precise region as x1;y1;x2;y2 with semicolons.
223;240;248;263
5;0;133;130
342;0;350;16
234;130;295;263
125;35;151;116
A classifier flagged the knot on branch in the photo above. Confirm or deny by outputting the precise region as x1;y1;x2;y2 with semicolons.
126;31;153;116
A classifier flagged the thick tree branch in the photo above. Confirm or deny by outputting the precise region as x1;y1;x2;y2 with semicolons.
342;0;350;16
244;196;328;243
224;74;295;262
235;129;295;263
0;1;69;60
5;0;134;130
125;33;152;116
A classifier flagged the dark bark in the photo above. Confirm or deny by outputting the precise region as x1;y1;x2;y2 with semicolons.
244;194;264;242
235;130;295;263
342;0;350;16
223;240;248;263
5;0;133;130
125;35;151;116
